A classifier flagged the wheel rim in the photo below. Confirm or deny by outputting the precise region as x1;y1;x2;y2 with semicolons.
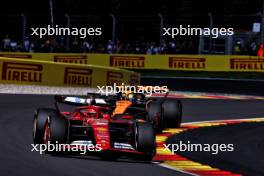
43;122;51;144
134;125;138;149
32;117;37;139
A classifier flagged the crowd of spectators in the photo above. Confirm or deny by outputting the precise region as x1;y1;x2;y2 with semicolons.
1;34;261;55
1;35;197;54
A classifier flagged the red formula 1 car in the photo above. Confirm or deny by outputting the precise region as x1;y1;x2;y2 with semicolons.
33;96;156;161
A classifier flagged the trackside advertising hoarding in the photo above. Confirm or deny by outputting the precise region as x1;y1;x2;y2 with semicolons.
1;52;264;72
0;57;140;87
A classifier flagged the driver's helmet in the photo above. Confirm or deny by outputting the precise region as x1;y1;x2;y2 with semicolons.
128;93;137;103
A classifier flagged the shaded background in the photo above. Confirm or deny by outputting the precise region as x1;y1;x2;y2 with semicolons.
0;0;263;45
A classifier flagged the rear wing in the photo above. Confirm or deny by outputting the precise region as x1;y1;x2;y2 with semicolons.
55;95;109;105
55;96;88;106
54;92;119;106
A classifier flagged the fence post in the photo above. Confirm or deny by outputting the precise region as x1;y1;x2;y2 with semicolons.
261;0;264;44
208;13;213;54
158;13;164;46
110;14;116;45
65;14;70;52
49;0;54;27
21;13;27;51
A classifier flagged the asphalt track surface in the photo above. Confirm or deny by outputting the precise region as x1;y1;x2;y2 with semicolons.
1;94;264;176
167;122;264;176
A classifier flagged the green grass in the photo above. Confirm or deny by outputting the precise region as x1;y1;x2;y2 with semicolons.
129;69;264;80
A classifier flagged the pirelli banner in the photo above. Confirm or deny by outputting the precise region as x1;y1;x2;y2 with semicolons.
107;55;264;72
1;52;264;72
0;57;140;87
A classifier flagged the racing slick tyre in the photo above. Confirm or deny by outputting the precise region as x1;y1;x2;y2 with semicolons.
33;108;58;144
43;113;68;155
135;122;156;161
43;113;68;144
147;101;162;132
162;100;182;128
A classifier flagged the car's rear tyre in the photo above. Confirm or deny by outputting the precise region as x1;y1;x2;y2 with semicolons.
45;114;68;144
135;122;156;160
43;113;68;155
33;108;58;144
162;100;182;128
147;101;162;132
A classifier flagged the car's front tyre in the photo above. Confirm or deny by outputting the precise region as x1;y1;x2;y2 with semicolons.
134;122;156;161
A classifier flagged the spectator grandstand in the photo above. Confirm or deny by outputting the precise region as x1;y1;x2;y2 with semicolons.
0;0;263;55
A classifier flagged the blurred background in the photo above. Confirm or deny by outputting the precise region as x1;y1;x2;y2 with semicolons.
0;0;264;55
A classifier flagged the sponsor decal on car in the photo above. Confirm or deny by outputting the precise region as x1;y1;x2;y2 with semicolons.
96;127;108;133
70;140;93;145
114;143;134;150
